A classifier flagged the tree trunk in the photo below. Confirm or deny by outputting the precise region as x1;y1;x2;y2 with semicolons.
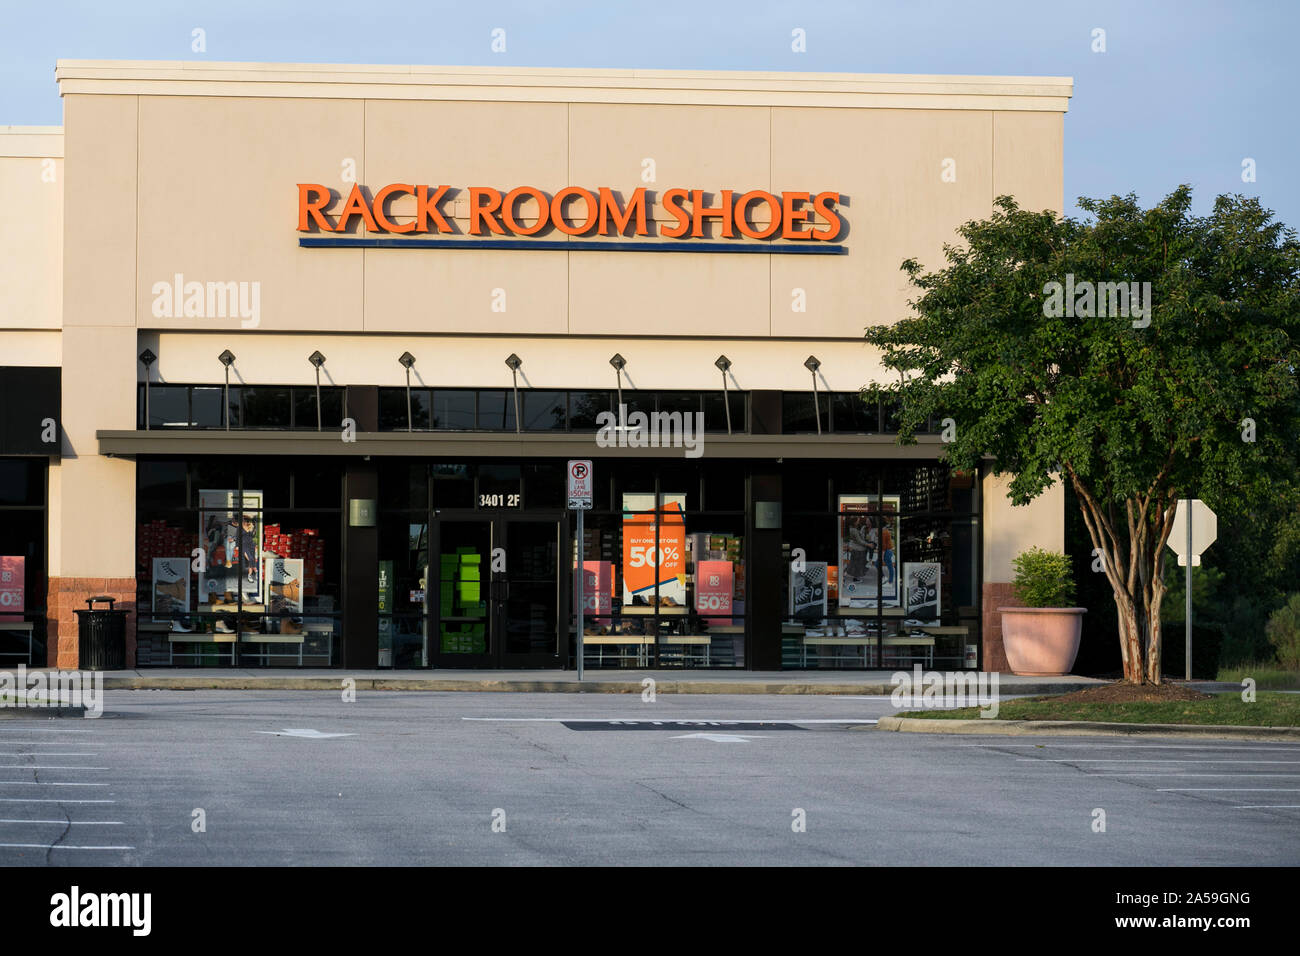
1068;472;1172;685
1147;599;1164;683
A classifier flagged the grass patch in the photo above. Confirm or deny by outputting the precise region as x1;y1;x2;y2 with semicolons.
1215;664;1300;690
902;691;1300;727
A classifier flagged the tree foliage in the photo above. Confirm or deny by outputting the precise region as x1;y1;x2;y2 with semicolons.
865;187;1300;682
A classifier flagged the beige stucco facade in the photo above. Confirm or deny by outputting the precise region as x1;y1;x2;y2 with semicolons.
0;60;1070;669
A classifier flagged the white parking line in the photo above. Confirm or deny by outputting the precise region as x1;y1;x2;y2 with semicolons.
0;753;99;757
0;843;133;851
1157;788;1300;792
1233;805;1300;809
1093;772;1300;777
0;798;114;804
0;819;123;825
0;741;93;746
965;743;1300;751
1019;758;1300;763
0;765;108;770
461;717;880;723
0;781;108;787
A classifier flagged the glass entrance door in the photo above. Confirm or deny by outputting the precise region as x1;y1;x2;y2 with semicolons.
432;516;562;668
433;520;493;666
498;518;561;667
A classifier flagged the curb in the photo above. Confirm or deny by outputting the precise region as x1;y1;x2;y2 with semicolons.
875;714;1300;741
98;676;1094;696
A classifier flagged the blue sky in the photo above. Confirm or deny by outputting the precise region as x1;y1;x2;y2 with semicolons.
2;0;1295;228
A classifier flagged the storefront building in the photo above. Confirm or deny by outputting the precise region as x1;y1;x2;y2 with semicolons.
0;61;1070;671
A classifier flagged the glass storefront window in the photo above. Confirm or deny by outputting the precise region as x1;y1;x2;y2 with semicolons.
571;483;748;670
476;390;517;431
293;461;344;509
379;387;431;431
241;386;291;429
431;463;473;509
568;390;612;430
137;459;341;667
781;392;828;433
656;391;701;419
780;461;979;670
478;465;522;509
832;392;880;433
522;391;567;431
131;457;978;672
291;386;345;429
378;510;429;669
523;462;564;509
144;384;192;428
139;459;187;508
431;390;475;429
379;460;429;511
702;391;745;433
191;386;227;428
0;459;45;506
0;461;48;666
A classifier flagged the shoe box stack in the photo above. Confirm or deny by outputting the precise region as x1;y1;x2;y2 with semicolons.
262;524;326;597
137;519;200;574
438;547;485;654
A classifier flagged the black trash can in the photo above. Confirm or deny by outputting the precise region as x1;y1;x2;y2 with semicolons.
75;596;129;670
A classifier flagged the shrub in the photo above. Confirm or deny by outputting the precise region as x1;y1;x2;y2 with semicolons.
1265;593;1300;671
1011;547;1077;608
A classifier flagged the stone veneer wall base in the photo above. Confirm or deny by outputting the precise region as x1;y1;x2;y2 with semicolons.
46;578;137;669
981;581;1019;673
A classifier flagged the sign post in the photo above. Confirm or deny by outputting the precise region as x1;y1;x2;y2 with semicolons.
567;460;594;680
1168;499;1218;681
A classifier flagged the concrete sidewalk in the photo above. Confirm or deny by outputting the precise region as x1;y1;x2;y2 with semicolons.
22;668;1111;696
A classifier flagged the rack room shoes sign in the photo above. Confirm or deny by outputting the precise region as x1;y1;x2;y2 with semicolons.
297;184;846;253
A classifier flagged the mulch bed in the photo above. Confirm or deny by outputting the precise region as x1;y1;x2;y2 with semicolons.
1045;682;1213;704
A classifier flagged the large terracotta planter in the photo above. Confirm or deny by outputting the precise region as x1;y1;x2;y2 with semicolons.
998;607;1087;676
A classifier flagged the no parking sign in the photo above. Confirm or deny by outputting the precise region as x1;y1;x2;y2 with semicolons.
567;460;593;510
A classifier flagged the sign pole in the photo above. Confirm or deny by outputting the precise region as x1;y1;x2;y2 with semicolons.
566;459;593;682
1185;502;1193;682
577;505;584;682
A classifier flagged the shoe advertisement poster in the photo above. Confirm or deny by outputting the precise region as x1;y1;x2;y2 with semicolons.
695;559;734;625
621;493;686;608
198;489;263;606
575;560;613;626
837;494;900;608
265;556;304;634
0;555;23;622
151;557;191;628
788;561;827;622
903;562;941;622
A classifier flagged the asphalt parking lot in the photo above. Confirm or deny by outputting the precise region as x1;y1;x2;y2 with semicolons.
1;690;1297;866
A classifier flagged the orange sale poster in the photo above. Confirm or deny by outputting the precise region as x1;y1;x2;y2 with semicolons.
621;493;686;607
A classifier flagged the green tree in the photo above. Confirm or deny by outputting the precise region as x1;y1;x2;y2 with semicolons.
865;188;1300;683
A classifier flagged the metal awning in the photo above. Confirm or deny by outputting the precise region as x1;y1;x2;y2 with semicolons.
96;429;947;460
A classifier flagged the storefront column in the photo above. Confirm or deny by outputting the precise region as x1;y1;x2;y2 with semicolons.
747;470;783;669
980;470;1064;671
341;386;378;668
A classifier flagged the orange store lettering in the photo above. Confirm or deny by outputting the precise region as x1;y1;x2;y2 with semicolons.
296;183;844;241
